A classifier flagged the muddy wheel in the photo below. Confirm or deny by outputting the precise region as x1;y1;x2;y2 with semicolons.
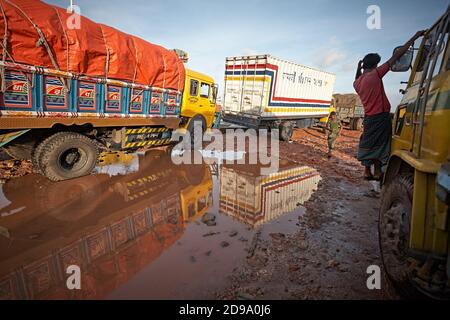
32;132;67;174
38;132;98;181
279;121;294;141
351;118;363;131
379;173;418;297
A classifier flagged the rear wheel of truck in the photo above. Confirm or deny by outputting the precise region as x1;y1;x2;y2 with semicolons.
279;121;294;141
37;132;99;181
378;173;418;298
32;132;67;174
351;117;363;130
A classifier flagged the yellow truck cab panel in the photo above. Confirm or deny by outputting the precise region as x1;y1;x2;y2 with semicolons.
380;9;450;298
181;69;217;129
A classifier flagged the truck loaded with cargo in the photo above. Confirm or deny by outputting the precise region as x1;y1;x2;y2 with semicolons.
0;0;219;181
222;55;336;141
332;93;365;130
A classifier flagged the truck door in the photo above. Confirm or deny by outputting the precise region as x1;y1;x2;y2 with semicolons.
199;82;215;127
410;18;449;158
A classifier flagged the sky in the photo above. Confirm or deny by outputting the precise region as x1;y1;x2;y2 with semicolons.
45;0;448;109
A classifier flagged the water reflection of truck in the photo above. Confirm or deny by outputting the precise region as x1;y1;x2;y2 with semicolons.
332;93;365;130
379;7;450;299
219;160;321;227
0;1;218;181
222;55;336;141
0;150;212;299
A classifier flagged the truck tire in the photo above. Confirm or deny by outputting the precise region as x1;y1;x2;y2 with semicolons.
32;132;68;174
351;117;363;131
378;173;418;297
37;132;99;181
279;121;294;141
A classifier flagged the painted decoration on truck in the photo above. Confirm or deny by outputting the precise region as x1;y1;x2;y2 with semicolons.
129;89;144;113
1;71;31;109
106;85;122;112
224;60;335;118
165;93;177;114
44;76;68;111
149;91;162;114
78;82;96;111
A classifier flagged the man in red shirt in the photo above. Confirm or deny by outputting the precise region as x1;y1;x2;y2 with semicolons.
353;30;425;180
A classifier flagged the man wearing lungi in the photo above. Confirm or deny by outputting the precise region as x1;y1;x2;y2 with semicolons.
353;30;426;180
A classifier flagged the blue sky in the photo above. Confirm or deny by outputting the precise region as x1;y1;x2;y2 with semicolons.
45;0;448;108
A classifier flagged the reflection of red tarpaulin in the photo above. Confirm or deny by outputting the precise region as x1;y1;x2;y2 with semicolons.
0;0;185;91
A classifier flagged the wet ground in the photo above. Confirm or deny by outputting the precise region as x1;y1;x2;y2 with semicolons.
0;128;398;300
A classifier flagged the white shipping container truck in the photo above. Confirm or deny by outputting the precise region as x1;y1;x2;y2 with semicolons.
223;55;336;140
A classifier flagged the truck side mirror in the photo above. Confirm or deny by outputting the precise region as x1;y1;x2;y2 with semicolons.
391;46;414;72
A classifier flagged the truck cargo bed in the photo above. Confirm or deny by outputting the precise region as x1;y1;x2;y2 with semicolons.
223;55;336;126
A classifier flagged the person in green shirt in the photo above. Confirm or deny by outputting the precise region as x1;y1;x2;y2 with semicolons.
326;111;342;158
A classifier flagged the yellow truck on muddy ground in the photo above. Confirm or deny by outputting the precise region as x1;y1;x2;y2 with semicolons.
379;7;450;298
0;1;218;182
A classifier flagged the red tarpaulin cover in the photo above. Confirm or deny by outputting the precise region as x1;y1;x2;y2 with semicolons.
0;0;185;91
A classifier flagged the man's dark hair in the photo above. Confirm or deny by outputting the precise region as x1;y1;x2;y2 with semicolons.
329;111;337;117
362;53;381;70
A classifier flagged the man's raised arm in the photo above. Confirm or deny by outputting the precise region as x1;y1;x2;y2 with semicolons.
387;30;427;66
355;60;363;80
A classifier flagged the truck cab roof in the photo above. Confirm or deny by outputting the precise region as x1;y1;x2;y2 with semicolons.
186;68;215;84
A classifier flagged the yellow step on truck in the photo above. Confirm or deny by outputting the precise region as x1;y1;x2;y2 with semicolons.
379;7;450;298
0;1;218;182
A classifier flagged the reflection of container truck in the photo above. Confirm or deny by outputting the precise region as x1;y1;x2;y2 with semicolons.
223;55;336;141
0;149;213;299
219;162;321;227
332;93;365;130
0;0;218;181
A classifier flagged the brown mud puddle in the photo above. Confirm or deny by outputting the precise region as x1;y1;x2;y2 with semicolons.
0;148;320;299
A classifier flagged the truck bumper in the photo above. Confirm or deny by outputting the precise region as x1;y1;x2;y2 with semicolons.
222;113;261;129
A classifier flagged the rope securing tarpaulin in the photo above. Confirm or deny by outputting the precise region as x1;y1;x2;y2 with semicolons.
0;0;185;91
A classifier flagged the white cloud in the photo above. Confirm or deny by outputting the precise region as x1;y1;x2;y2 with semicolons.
312;36;347;69
316;49;347;68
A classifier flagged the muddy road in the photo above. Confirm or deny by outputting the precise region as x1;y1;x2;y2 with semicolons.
219;128;398;299
0;127;398;300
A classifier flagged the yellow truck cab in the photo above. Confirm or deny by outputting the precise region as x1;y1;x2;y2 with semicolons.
379;7;450;298
180;69;219;132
